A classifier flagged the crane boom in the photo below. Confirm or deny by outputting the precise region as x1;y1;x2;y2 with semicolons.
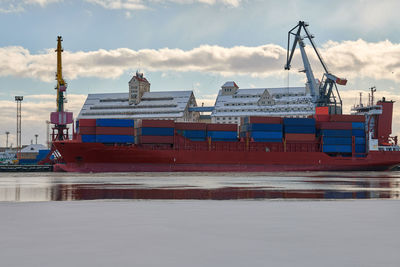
284;21;346;114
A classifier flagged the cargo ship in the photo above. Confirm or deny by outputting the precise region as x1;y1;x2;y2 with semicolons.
52;96;400;172
50;21;400;172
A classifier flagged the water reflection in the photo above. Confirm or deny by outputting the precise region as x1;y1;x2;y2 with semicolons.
0;172;399;201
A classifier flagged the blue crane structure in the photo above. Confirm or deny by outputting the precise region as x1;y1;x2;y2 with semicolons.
284;21;347;114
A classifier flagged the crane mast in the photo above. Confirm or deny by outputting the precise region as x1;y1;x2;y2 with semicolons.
285;21;346;114
50;36;73;141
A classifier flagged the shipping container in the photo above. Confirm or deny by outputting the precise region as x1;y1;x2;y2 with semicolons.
140;127;174;136
207;131;237;139
352;129;365;137
177;129;206;138
355;137;366;145
81;135;96;143
96;135;134;143
355;145;366;153
79;119;97;127
322;137;352;145
330;114;365;122
283;118;316;126
247;123;283;132
96;119;135;127
79;127;96;135
315;115;330;122
251;131;283;139
174;122;207;130
285;133;315;142
322;144;352;153
352;122;365;129
321;129;352;137
139;135;174;144
318;122;352;130
206;124;237;132
242;116;282;125
141;120;175;128
211;138;238;142
96;127;135;135
284;125;316;134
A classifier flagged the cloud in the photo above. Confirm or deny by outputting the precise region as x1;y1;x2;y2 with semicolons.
85;0;241;10
0;0;60;13
2;39;400;85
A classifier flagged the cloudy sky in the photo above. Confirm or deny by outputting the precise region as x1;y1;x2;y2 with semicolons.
1;0;400;146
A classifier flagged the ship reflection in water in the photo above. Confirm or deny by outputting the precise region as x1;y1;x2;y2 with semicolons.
0;171;399;202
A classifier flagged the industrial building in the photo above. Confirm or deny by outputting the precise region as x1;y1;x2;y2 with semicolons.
211;81;314;124
77;72;200;122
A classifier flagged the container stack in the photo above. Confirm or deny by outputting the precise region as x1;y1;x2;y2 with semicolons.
283;118;316;142
240;116;283;142
138;120;175;144
96;119;135;143
175;122;207;141
78;118;135;144
317;115;366;154
207;124;238;142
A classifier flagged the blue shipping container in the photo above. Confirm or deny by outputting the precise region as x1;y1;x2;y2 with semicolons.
207;131;237;139
283;118;316;126
355;137;366;145
96;135;134;143
211;138;237;142
179;130;206;138
321;129;352;137
284;125;316;134
355;144;366;153
18;159;38;165
247;123;283;132
96;119;135;127
352;129;365;137
352;122;365;129
323;144;352;153
251;131;283;139
82;135;96;143
323;137;352;145
141;127;174;136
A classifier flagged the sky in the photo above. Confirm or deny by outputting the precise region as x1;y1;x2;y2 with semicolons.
1;0;400;146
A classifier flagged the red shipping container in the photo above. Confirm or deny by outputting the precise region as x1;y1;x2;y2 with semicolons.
330;114;365;122
315;106;329;115
285;133;316;142
96;127;135;135
140;120;175;128
139;135;174;144
79;119;97;127
315;115;330;122
246;116;282;124
317;122;352;130
174;122;207;130
207;123;237;131
78;127;96;135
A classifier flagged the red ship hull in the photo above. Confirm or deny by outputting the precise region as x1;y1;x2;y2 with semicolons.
53;140;400;172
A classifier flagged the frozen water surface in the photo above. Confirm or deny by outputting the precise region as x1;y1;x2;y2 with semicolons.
0;171;399;266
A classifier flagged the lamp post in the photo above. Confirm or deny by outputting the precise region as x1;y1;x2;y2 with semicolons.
15;96;23;158
5;131;10;148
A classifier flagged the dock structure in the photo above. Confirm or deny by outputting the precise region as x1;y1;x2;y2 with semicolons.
0;165;53;172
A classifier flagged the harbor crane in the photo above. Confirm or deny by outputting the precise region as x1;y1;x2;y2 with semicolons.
50;36;73;141
284;21;347;114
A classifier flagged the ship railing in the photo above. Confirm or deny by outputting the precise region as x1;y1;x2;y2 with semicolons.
378;146;400;152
